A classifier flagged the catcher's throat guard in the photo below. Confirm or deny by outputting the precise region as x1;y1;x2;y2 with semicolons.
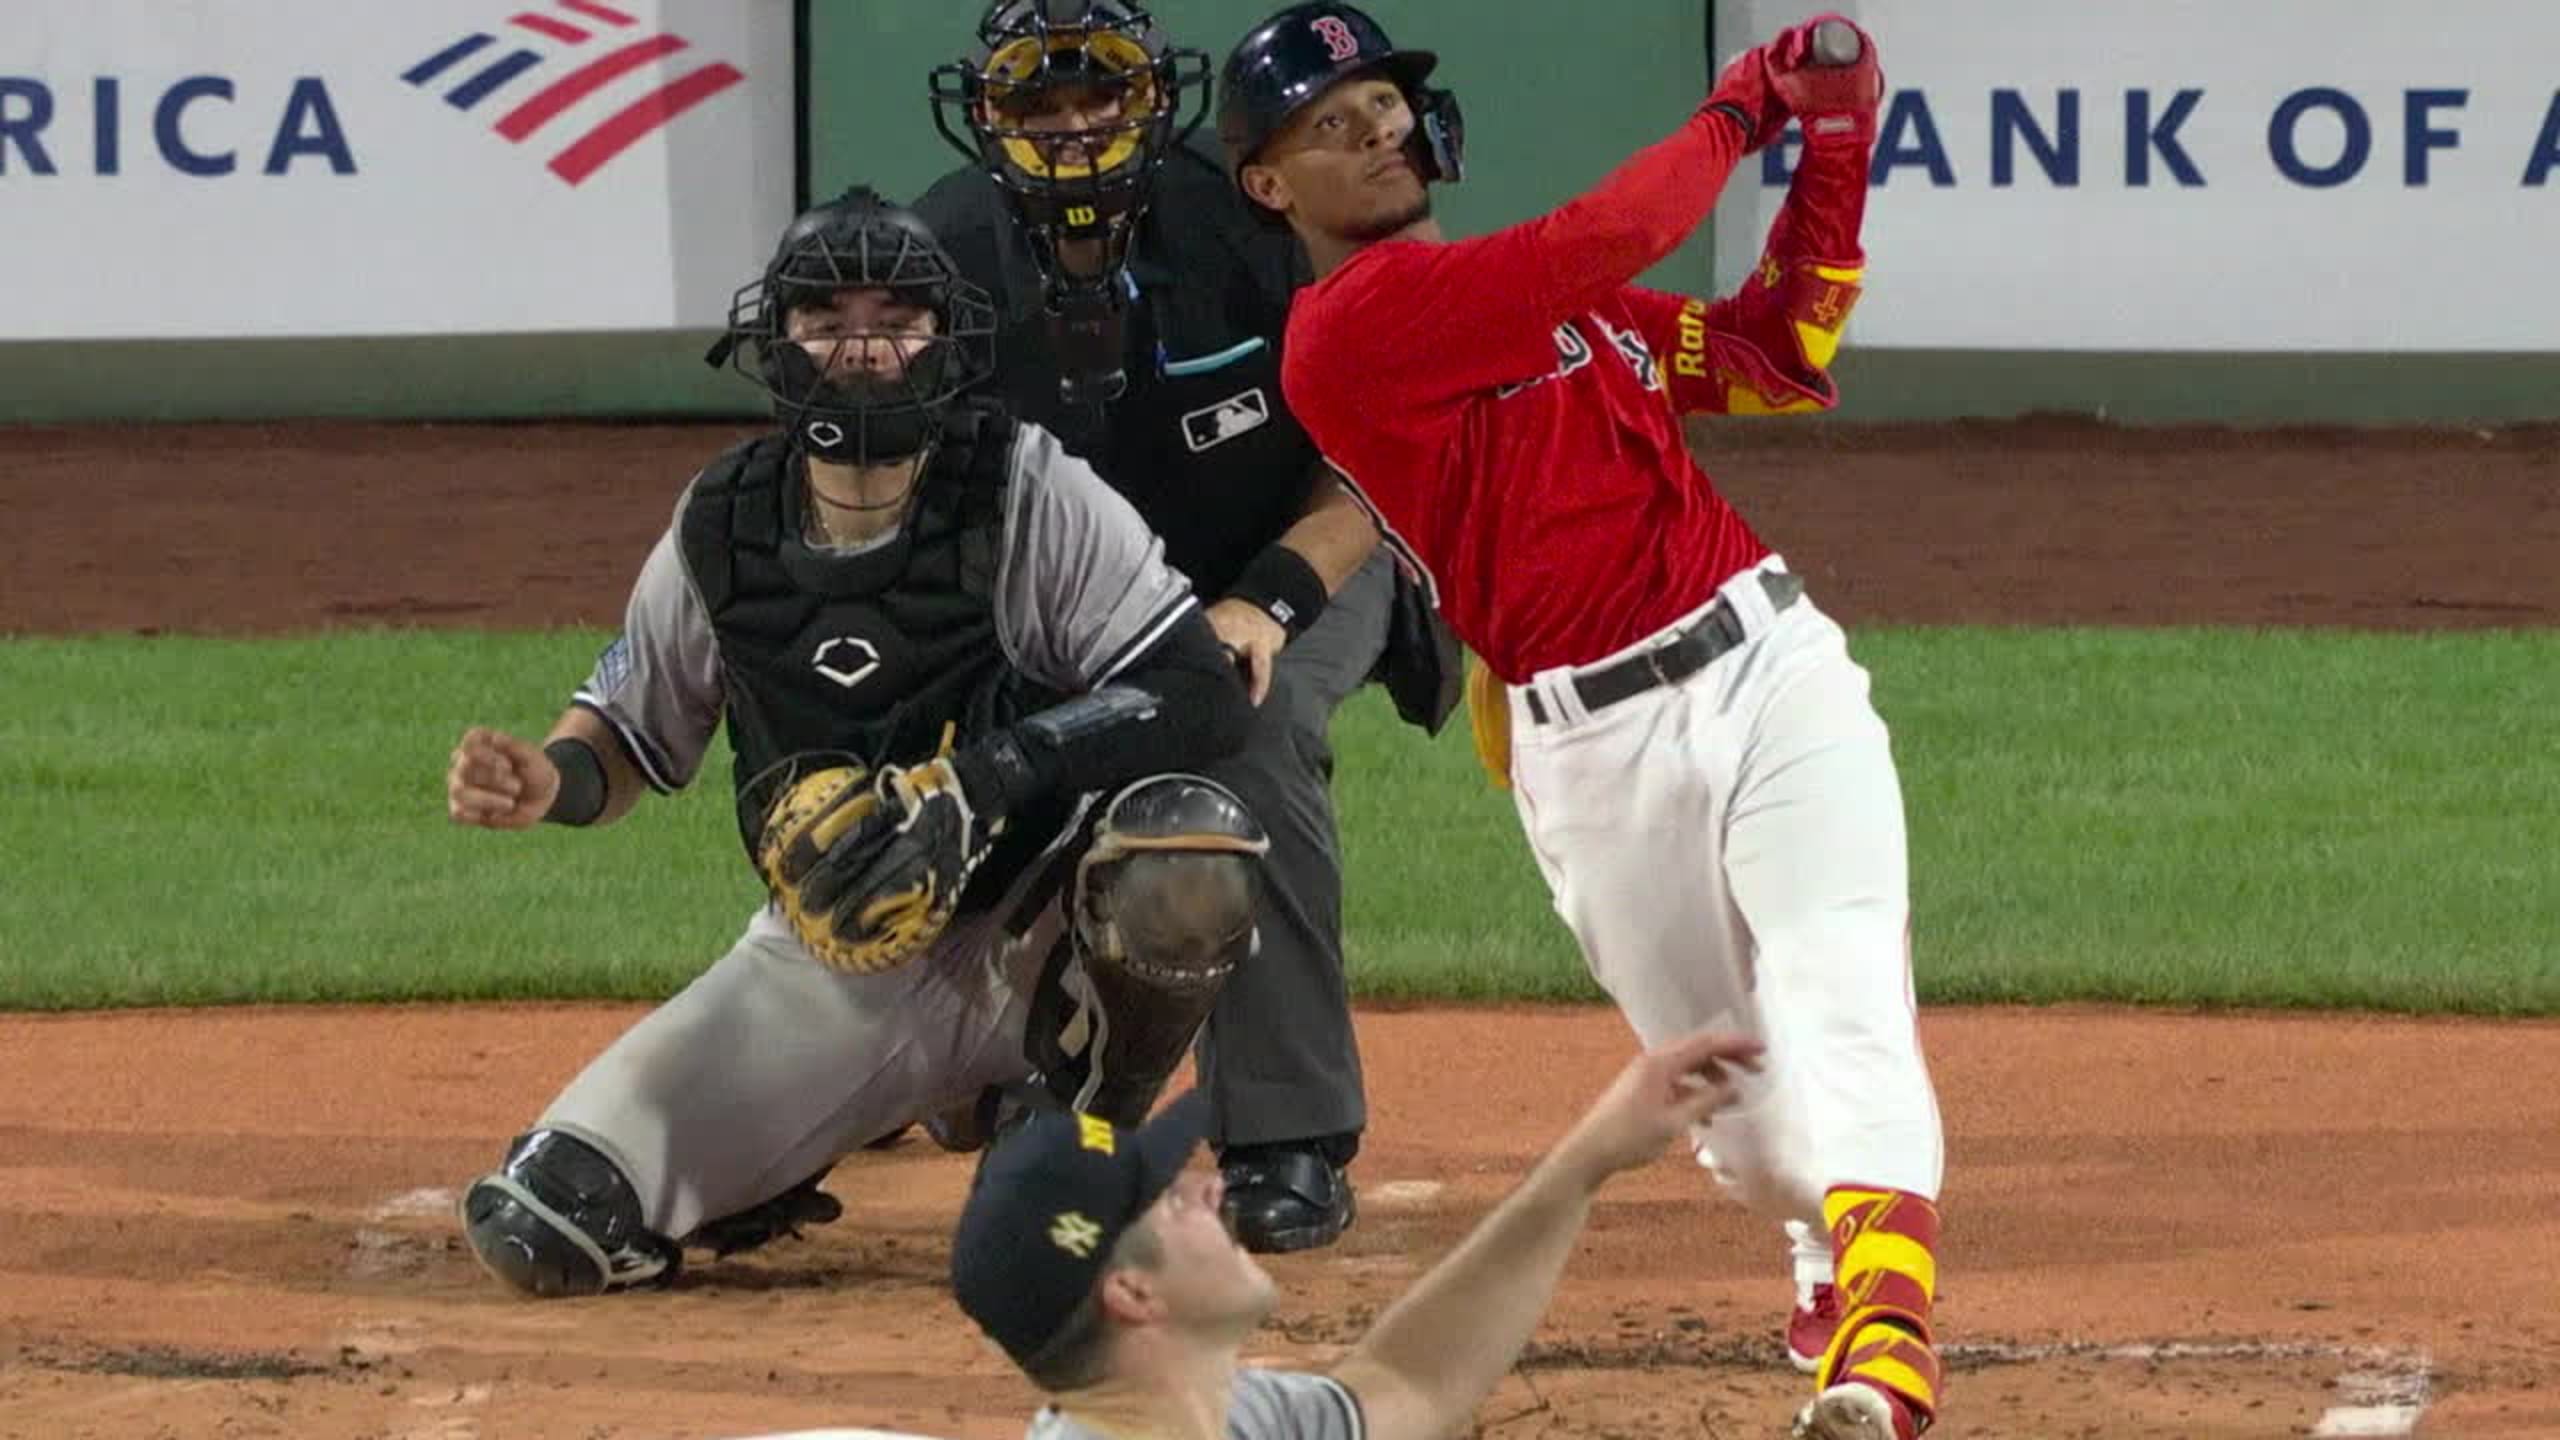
1029;773;1269;1126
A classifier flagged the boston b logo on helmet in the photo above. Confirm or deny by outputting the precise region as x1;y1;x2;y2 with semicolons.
709;187;997;468
1217;0;1467;210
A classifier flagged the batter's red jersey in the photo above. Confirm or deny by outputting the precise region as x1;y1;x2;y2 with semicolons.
1283;104;1871;682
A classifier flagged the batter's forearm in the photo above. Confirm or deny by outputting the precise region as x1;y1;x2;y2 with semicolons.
1523;104;1750;320
1765;129;1873;267
1677;137;1875;415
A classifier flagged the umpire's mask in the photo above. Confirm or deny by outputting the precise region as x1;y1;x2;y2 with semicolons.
711;187;996;467
929;0;1210;404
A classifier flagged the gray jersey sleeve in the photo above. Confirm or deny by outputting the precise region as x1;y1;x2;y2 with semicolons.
994;422;1198;692
1225;1368;1366;1440
570;517;723;793
1019;1370;1361;1440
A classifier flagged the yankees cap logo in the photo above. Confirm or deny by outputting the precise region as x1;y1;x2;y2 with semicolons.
1049;1211;1103;1258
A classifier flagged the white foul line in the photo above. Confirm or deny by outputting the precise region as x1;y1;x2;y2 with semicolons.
2311;1362;2433;1438
368;1187;457;1222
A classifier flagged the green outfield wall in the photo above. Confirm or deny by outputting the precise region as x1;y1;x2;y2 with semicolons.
3;1;2548;425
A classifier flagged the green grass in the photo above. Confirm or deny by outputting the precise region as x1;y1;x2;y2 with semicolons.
2;627;2555;1013
1879;628;2560;1012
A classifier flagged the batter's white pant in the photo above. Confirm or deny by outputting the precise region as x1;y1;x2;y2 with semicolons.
1504;556;1943;1257
539;890;1061;1239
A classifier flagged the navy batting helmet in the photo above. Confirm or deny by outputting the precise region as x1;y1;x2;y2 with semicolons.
1216;2;1464;201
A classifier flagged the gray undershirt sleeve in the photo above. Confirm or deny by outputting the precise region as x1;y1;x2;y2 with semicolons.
1020;1369;1364;1440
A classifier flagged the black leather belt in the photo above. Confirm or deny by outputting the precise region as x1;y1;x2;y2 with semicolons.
1522;570;1804;725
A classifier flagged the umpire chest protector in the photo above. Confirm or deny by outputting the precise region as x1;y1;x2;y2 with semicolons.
922;147;1319;598
678;404;1035;816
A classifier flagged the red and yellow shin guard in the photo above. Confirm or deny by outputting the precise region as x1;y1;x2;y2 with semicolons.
1816;1186;1944;1434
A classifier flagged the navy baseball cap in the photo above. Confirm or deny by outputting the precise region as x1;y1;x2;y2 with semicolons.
950;1089;1212;1369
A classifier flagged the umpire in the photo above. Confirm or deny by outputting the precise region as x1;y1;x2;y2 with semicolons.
916;0;1458;1253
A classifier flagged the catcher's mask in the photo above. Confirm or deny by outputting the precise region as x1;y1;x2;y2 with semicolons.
710;186;997;469
929;0;1210;404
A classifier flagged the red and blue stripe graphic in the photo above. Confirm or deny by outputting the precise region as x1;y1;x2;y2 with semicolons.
402;1;744;186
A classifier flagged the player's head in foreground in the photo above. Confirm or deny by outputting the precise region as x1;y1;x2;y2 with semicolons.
1218;3;1463;261
950;1090;1277;1393
952;1028;1764;1429
712;186;997;471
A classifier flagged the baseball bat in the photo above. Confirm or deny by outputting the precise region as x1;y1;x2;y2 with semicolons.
1810;18;1862;66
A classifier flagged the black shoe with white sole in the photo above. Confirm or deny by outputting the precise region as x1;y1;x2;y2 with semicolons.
1220;1144;1356;1254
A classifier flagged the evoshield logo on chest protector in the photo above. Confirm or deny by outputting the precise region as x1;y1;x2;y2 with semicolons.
811;636;881;689
1180;387;1271;452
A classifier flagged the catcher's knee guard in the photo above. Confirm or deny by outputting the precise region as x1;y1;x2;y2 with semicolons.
459;1130;679;1299
1028;774;1269;1126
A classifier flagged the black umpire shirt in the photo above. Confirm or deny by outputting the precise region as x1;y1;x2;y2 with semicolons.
916;140;1321;601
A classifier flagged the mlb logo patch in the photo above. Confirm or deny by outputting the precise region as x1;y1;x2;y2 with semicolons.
1180;388;1271;453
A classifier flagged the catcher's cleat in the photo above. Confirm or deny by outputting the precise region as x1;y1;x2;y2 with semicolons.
684;1168;844;1259
1220;1143;1355;1254
1789;1281;1843;1373
925;1085;1012;1154
1791;1380;1920;1440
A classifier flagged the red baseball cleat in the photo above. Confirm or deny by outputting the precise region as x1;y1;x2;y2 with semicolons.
1787;1282;1842;1374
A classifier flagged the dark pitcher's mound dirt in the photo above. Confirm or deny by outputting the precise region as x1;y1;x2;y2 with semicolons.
3;417;2556;1438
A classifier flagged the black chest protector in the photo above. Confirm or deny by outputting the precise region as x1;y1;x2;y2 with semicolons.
678;403;1070;886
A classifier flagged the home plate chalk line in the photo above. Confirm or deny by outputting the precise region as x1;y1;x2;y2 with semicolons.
1945;1339;2433;1437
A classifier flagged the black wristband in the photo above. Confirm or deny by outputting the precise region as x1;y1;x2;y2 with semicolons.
1703;101;1754;141
542;737;608;827
1225;544;1328;641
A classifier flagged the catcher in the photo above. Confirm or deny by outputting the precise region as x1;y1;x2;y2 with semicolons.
440;185;1261;1299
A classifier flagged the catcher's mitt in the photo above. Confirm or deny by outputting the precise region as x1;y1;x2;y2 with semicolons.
755;733;998;974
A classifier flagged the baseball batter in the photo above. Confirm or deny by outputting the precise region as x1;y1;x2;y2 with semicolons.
1218;7;1944;1439
441;188;1268;1299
